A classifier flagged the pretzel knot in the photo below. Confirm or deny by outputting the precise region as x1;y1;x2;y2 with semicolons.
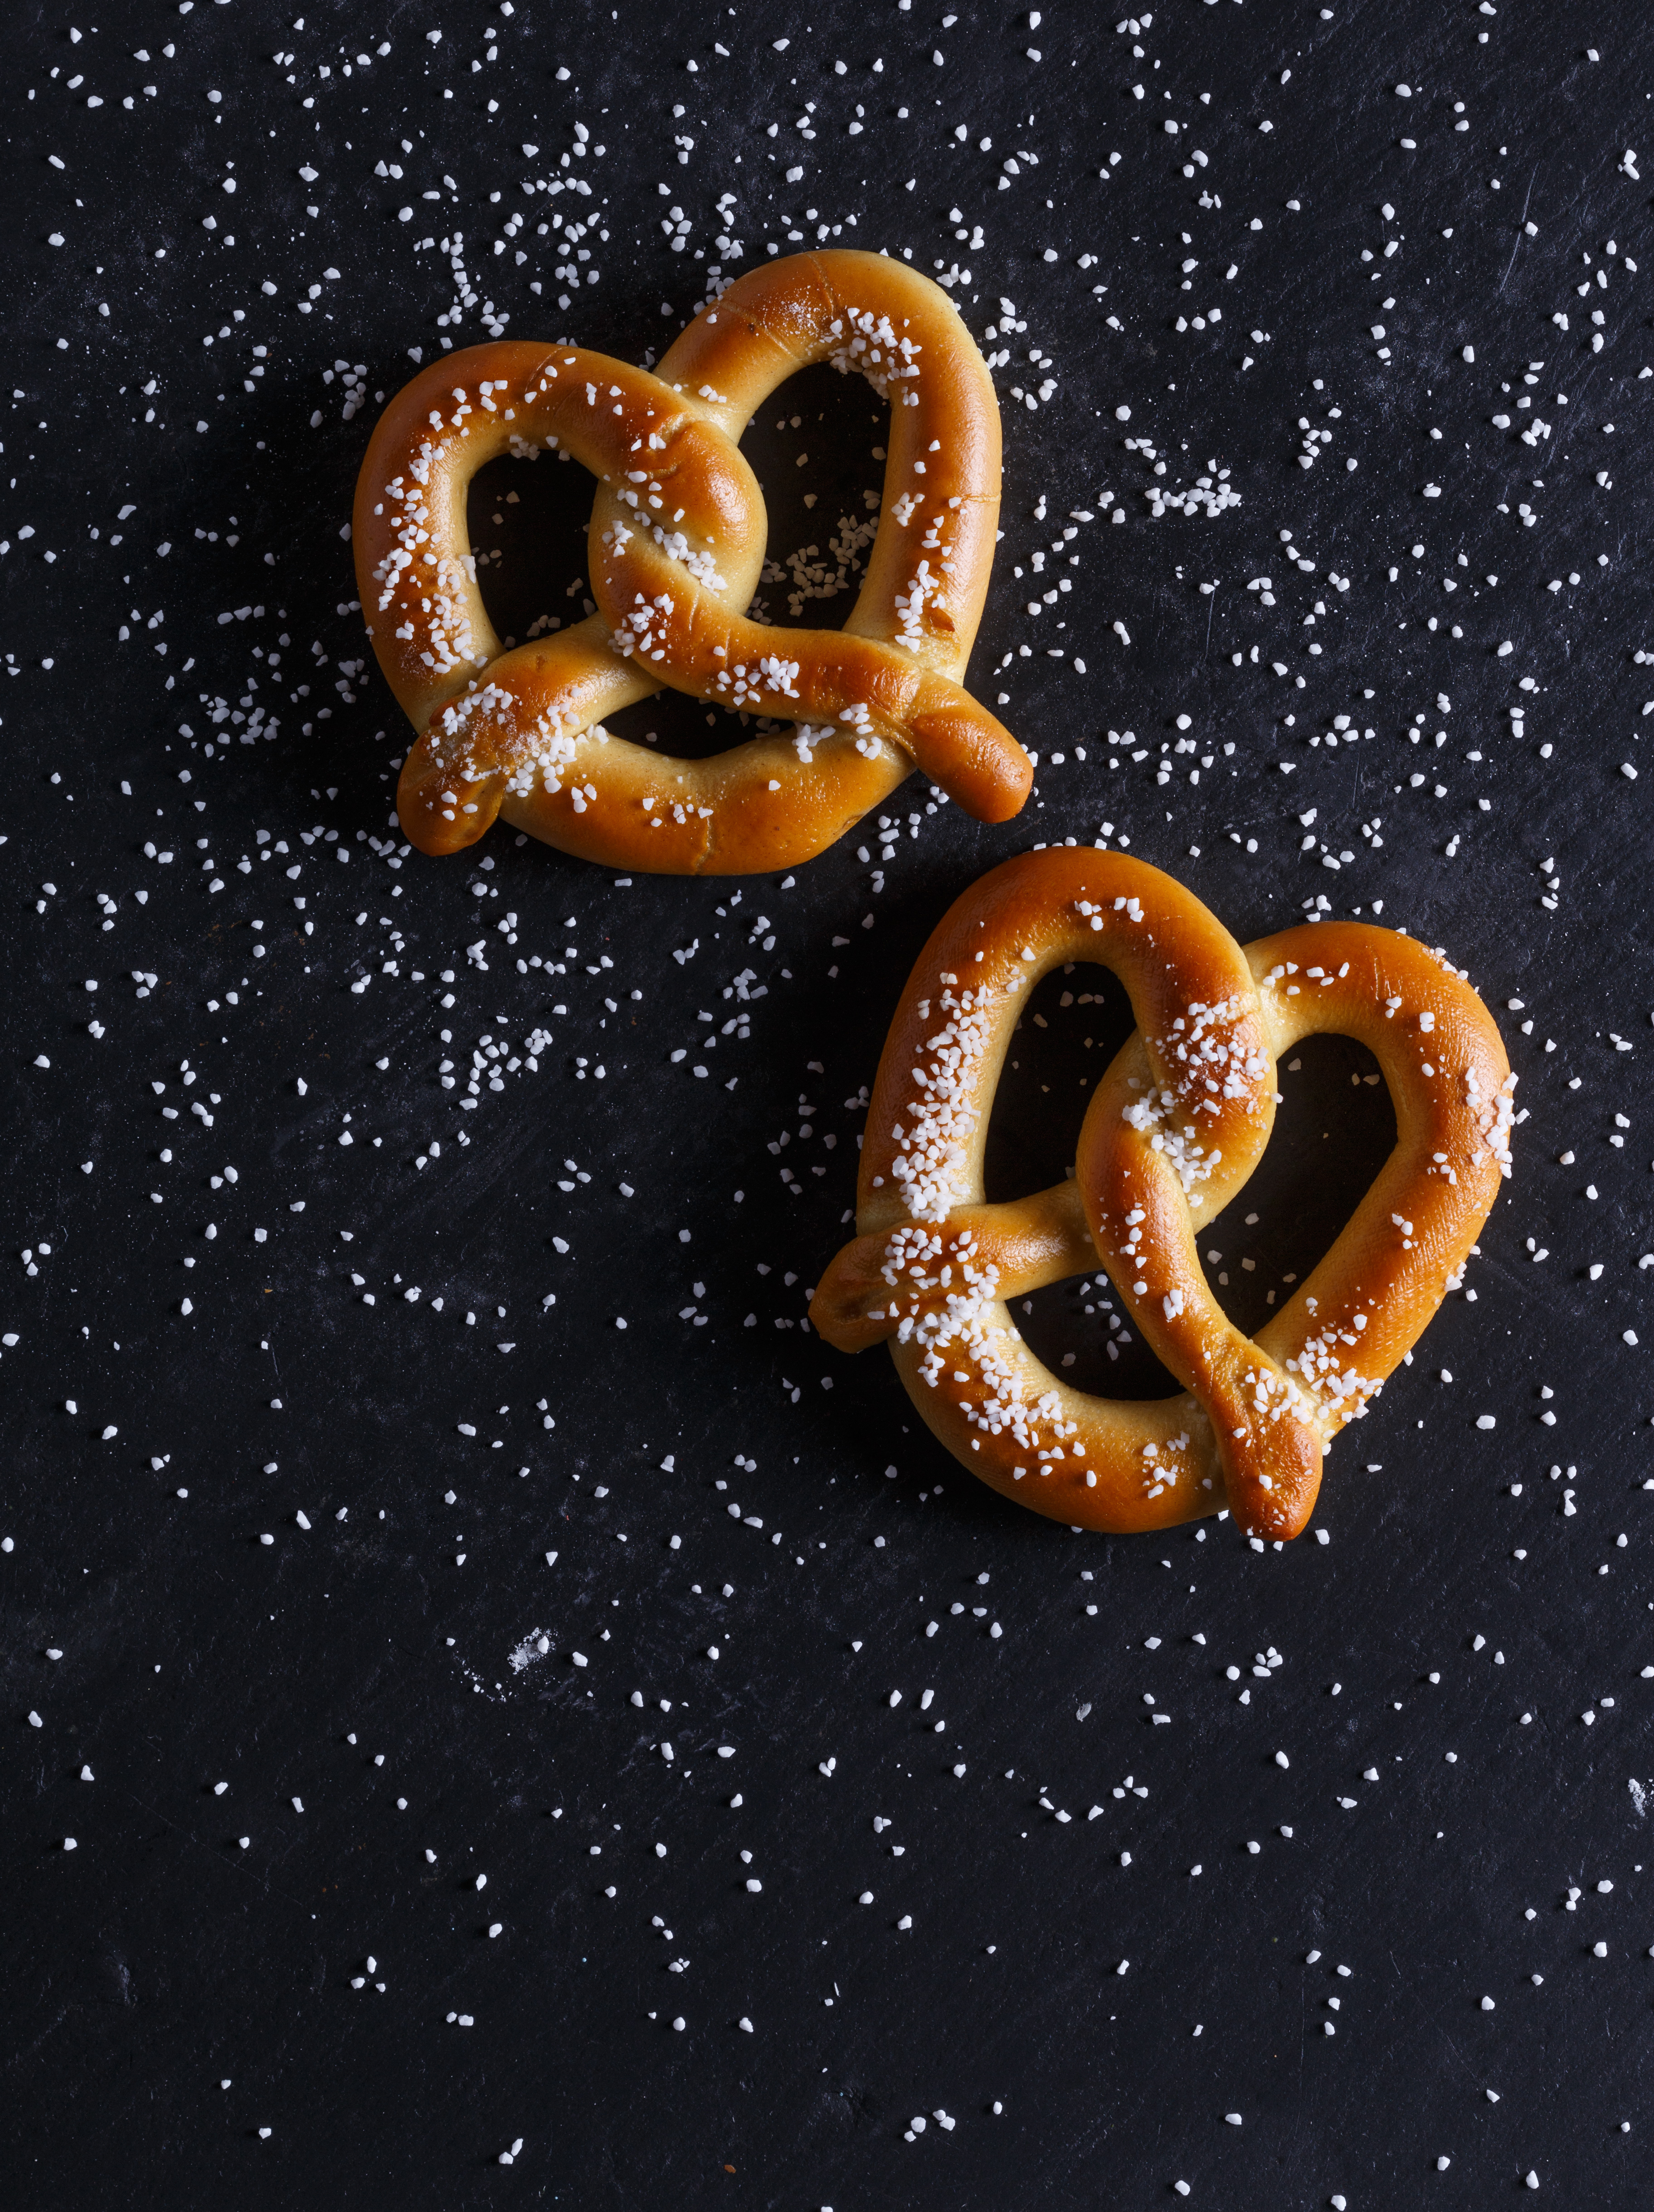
811;850;1516;1542
352;250;1030;876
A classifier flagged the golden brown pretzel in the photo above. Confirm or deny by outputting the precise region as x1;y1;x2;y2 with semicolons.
811;850;1516;1541
351;250;1029;875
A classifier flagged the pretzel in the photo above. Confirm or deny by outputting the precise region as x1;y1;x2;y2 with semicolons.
811;850;1516;1541
352;250;1030;875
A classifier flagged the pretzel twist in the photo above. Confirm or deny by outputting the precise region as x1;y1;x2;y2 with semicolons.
352;251;1029;876
811;850;1516;1541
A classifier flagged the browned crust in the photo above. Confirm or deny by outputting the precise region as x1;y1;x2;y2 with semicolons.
352;253;1026;874
811;853;1514;1542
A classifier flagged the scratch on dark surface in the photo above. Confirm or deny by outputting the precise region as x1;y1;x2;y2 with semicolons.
0;2006;77;2077
115;1787;309;1911
1434;2022;1474;2085
1499;167;1541;295
1571;361;1604;415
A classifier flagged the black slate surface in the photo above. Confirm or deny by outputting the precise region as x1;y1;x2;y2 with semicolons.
6;2;1654;2204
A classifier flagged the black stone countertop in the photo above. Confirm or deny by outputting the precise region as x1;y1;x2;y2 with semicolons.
5;2;1653;2203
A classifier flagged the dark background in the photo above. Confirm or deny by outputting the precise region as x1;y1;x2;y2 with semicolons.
5;1;1654;2204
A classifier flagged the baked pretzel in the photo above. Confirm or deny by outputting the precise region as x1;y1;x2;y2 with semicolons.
352;251;1029;875
811;850;1515;1541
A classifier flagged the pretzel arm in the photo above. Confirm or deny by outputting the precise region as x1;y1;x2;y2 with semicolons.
384;623;652;857
597;551;1030;824
899;688;1029;820
355;343;766;856
355;343;652;722
891;1317;1224;1533
652;251;1003;684
593;250;1030;825
851;849;1274;1233
812;1182;1096;1353
1249;924;1514;1439
1070;1033;1317;1540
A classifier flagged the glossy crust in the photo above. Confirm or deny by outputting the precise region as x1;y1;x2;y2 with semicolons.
811;849;1516;1541
351;251;1028;875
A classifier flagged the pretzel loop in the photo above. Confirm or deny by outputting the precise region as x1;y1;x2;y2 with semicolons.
352;251;1029;876
811;851;1515;1542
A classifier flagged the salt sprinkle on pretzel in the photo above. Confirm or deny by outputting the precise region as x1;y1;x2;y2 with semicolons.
811;848;1515;1542
352;250;1029;876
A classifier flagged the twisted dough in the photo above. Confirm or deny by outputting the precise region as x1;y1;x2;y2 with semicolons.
352;251;1028;875
812;849;1516;1541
